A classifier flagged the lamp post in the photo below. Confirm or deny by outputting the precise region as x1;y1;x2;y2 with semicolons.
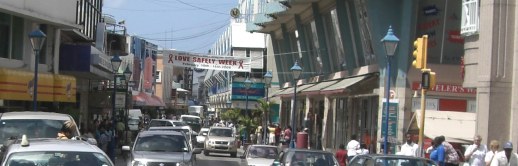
263;71;273;144
244;77;252;143
28;29;47;111
123;66;132;143
110;55;122;134
290;61;302;148
380;26;399;154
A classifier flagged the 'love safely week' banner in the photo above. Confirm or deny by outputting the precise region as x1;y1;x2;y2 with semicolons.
165;53;251;72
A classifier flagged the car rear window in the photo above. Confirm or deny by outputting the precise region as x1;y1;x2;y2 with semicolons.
0;119;73;143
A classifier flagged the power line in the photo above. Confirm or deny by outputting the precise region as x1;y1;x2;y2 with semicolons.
139;23;228;41
136;20;229;36
103;6;197;12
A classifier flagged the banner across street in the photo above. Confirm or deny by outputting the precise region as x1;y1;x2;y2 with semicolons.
165;53;251;72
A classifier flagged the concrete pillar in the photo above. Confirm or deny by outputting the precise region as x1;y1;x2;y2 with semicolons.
321;96;331;150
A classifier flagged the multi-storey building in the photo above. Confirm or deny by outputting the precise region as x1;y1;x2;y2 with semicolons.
249;0;474;152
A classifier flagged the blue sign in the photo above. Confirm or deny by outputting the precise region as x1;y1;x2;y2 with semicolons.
231;82;265;101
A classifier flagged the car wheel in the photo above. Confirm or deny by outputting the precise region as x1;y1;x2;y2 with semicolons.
230;152;237;158
204;151;209;156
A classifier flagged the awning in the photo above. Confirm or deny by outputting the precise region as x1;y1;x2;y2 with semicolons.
264;1;289;16
150;95;166;107
132;92;165;107
0;68;76;103
278;83;316;97
407;111;476;144
175;88;189;92
268;88;289;98
299;80;340;95
254;14;274;26
320;75;368;94
132;92;147;106
53;75;77;102
246;22;263;32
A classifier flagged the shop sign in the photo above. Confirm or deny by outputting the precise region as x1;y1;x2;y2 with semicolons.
115;92;126;108
412;98;439;111
412;82;476;94
381;99;398;154
165;53;251;72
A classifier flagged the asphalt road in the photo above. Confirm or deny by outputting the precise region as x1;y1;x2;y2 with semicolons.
196;152;242;166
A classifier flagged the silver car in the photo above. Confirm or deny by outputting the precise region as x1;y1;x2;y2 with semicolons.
240;145;279;166
147;126;196;149
1;136;113;166
148;119;188;128
122;130;202;166
204;127;237;157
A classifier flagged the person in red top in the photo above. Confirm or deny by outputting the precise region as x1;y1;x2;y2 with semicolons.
336;144;348;166
284;126;292;145
275;125;282;145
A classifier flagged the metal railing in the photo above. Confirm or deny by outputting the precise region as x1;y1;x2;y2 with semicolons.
461;0;479;36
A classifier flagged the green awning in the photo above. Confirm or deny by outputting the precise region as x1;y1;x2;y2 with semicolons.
299;80;341;95
264;1;289;16
321;75;368;94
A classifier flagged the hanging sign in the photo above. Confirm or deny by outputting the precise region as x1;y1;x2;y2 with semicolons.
165;53;251;72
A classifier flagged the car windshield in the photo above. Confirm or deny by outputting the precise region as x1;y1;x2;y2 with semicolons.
289;151;336;166
0;119;71;143
134;135;188;152
173;121;187;126
247;146;278;159
6;151;112;166
209;128;232;137
374;158;438;166
148;128;190;134
181;117;201;124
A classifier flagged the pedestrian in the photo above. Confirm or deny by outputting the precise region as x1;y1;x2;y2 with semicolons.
335;144;347;166
485;140;500;166
464;135;487;166
284;126;292;146
346;134;360;164
439;136;460;166
431;137;446;166
57;120;77;139
490;141;518;166
399;133;419;157
275;124;281;145
359;143;369;155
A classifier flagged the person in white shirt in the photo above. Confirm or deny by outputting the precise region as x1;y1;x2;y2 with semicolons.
399;134;419;157
464;135;488;166
346;134;360;162
485;140;500;166
359;143;369;155
490;141;518;166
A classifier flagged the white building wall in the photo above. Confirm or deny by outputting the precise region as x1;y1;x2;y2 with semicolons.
0;0;77;28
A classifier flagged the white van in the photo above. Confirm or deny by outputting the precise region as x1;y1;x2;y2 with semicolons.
128;109;143;131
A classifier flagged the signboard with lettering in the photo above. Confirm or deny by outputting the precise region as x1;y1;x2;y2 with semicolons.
412;82;476;94
412;98;439;111
231;82;265;101
115;92;126;108
165;53;251;72
381;100;398;154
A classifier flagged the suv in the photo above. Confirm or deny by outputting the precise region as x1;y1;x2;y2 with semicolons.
123;130;202;166
204;127;237;157
2;136;113;166
0;112;80;148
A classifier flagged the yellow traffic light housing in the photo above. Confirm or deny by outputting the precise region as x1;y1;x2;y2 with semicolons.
421;69;436;90
412;35;428;69
429;71;436;90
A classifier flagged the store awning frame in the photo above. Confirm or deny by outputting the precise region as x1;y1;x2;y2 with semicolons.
407;111;476;144
278;83;316;97
299;80;340;95
320;75;369;95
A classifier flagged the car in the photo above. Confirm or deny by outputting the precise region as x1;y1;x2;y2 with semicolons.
195;127;210;148
147;126;196;149
1;135;113;166
348;154;438;166
122;130;202;166
240;145;279;166
272;149;340;166
0;112;82;152
180;115;202;132
204;126;238;157
148;119;188;129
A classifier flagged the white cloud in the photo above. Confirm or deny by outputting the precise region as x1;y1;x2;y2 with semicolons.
105;0;126;8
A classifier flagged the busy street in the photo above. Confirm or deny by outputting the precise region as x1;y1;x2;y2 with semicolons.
2;0;518;166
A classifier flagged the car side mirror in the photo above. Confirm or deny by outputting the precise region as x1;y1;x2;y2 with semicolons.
122;146;131;151
193;148;202;154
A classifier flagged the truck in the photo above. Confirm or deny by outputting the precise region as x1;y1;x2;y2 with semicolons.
188;106;203;117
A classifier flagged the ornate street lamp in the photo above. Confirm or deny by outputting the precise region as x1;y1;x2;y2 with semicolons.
29;29;47;111
380;26;399;154
263;71;273;144
110;55;122;139
290;61;302;148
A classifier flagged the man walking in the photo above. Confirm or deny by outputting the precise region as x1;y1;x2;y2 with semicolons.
399;134;419;157
464;135;487;166
346;135;360;163
490;141;518;166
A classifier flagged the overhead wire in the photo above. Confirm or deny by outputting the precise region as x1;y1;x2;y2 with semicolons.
139;23;228;41
136;19;230;36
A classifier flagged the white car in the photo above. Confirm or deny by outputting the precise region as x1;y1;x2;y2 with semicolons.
196;127;210;148
240;145;279;166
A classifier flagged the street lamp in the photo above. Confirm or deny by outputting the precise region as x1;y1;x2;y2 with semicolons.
380;26;399;154
290;61;302;148
244;77;253;117
110;55;122;138
28;29;47;111
263;71;273;144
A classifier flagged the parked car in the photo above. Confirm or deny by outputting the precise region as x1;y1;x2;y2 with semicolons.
195;127;210;148
240;145;279;166
1;135;113;166
122;130;202;166
272;149;339;166
348;154;438;166
204;126;237;157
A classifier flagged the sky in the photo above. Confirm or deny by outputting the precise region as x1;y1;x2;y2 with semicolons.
103;0;238;54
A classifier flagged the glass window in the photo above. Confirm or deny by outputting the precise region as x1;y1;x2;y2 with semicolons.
323;9;345;72
247;146;278;159
6;152;112;166
209;128;233;137
0;119;79;144
39;24;48;64
303;21;323;74
0;13;24;60
354;0;376;66
0;13;10;59
134;134;188;152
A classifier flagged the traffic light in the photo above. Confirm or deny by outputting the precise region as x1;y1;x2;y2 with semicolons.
421;69;436;90
412;35;428;69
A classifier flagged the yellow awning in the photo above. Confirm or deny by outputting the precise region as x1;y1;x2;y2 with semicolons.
0;69;54;102
0;68;76;103
54;75;77;102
